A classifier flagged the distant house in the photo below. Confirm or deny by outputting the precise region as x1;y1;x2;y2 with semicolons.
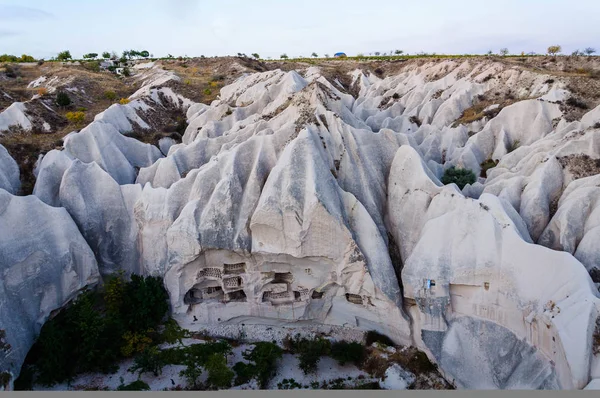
334;52;347;58
99;60;114;70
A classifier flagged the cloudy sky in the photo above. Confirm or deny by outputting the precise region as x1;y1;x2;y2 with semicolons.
1;0;598;59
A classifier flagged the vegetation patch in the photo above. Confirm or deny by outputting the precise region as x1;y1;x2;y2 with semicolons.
283;334;331;375
15;274;169;388
441;167;477;190
480;159;499;178
117;380;150;391
233;342;282;388
557;154;600;180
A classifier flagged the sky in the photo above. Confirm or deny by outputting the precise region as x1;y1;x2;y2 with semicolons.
0;0;599;59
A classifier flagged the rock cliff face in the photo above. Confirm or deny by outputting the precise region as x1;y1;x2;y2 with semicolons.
0;189;100;389
2;58;600;389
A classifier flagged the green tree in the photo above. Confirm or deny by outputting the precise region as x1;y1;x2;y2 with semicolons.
394;49;404;55
280;53;288;59
180;362;204;389
247;342;282;387
55;91;72;107
130;346;165;377
330;341;365;366
20;54;36;62
205;353;234;389
252;53;260;59
585;47;596;56
119;275;169;332
441;167;477;190
102;52;111;59
311;52;318;58
500;48;509;56
56;50;72;61
83;53;98;59
547;45;562;55
140;50;150;58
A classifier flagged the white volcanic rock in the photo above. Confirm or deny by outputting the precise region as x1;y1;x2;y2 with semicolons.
25;60;600;390
388;145;600;389
380;364;416;390
0;103;33;132
0;145;20;194
0;190;100;390
32;150;74;206
539;173;600;281
63;122;163;185
59;160;142;276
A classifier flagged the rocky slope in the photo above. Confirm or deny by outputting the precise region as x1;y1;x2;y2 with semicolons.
1;57;600;390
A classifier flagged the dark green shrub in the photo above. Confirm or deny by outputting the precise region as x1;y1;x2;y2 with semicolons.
119;275;169;333
330;341;365;366
56;91;72;107
130;347;165;377
122;67;131;77
232;362;254;386
160;317;190;346
205;353;234;389
117;380;150;391
365;330;395;347
236;342;283;388
16;275;170;387
441;167;477;190
286;335;331;375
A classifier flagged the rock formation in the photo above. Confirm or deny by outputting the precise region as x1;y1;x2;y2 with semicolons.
2;58;600;390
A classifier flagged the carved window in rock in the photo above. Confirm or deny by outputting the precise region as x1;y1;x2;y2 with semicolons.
311;290;324;299
294;288;310;302
224;263;246;275
262;291;271;302
304;268;313;275
273;272;294;284
223;276;243;289
345;293;363;305
226;290;247;302
200;268;223;279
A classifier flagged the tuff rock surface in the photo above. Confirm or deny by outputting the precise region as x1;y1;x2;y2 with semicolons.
2;59;600;390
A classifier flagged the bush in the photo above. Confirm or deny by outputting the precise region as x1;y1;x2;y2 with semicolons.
566;96;589;109
119;98;130;105
85;61;101;72
65;111;86;125
118;275;169;333
239;342;283;388
117;380;150;391
204;88;212;96
285;335;331;375
160;318;190;346
56;91;71;107
441;167;477;190
205;353;234;389
122;67;131;77
330;341;366;366
17;275;171;387
104;91;117;101
121;330;154;357
37;88;48;97
130;346;165;377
